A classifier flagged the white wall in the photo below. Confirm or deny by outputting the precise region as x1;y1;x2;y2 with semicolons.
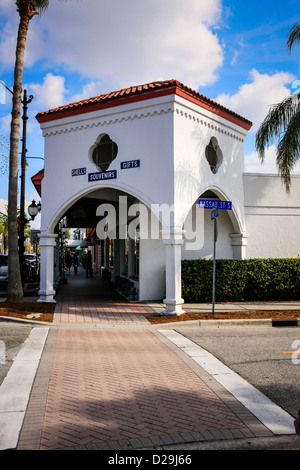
39;95;176;233
182;202;234;260
244;174;300;258
173;95;248;233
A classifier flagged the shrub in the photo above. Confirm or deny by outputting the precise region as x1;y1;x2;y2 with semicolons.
181;258;300;303
243;258;300;301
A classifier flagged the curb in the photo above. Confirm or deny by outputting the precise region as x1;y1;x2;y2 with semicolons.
198;318;300;327
199;318;273;327
0;316;54;326
0;315;299;327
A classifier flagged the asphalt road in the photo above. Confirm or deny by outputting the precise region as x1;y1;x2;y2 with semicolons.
176;324;300;418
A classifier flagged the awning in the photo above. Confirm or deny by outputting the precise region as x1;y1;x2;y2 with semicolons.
31;169;44;197
80;230;98;247
86;228;96;242
66;239;82;248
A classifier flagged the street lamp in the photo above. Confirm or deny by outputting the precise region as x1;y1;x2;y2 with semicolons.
18;89;34;284
28;199;41;221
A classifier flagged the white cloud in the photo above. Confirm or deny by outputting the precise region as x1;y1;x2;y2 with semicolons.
221;69;299;175
216;69;294;132
0;114;11;134
245;145;300;174
70;80;105;103
0;18;18;70
245;145;278;173
28;73;67;109
1;0;225;90
0;0;14;13
26;74;106;113
230;50;239;65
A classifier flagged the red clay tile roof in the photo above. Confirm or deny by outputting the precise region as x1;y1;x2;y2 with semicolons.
31;168;44;196
36;79;252;130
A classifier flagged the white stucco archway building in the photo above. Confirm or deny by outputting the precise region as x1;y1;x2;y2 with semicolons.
34;79;300;313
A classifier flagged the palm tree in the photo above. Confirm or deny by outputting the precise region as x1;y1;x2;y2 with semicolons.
7;0;49;302
255;22;300;193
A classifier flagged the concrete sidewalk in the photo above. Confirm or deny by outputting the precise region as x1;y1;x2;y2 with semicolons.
148;300;300;314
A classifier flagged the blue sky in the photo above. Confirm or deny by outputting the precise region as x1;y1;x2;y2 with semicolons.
0;0;299;224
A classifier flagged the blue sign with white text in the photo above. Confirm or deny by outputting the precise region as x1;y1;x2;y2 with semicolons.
88;170;117;182
198;199;232;210
121;160;140;169
72;167;86;177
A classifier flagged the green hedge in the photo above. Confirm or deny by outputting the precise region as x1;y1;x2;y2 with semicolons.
182;258;300;303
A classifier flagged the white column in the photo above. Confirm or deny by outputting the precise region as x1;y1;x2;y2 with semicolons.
38;232;57;303
230;232;248;259
162;227;185;315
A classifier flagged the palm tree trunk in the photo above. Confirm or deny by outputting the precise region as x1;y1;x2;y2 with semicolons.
7;13;31;302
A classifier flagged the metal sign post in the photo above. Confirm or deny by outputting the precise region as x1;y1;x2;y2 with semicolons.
198;199;233;316
211;208;219;315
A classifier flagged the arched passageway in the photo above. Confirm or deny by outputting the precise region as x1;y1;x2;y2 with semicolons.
182;188;247;261
40;186;166;317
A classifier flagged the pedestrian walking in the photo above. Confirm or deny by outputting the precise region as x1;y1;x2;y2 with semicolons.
85;250;93;278
73;253;78;275
65;251;72;275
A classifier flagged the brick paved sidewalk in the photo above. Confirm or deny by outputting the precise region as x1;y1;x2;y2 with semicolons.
59;295;150;323
15;269;277;451
55;269;152;324
17;327;273;450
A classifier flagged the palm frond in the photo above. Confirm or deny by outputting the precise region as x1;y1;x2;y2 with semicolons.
276;108;300;192
287;22;300;52
255;95;299;160
34;0;50;14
